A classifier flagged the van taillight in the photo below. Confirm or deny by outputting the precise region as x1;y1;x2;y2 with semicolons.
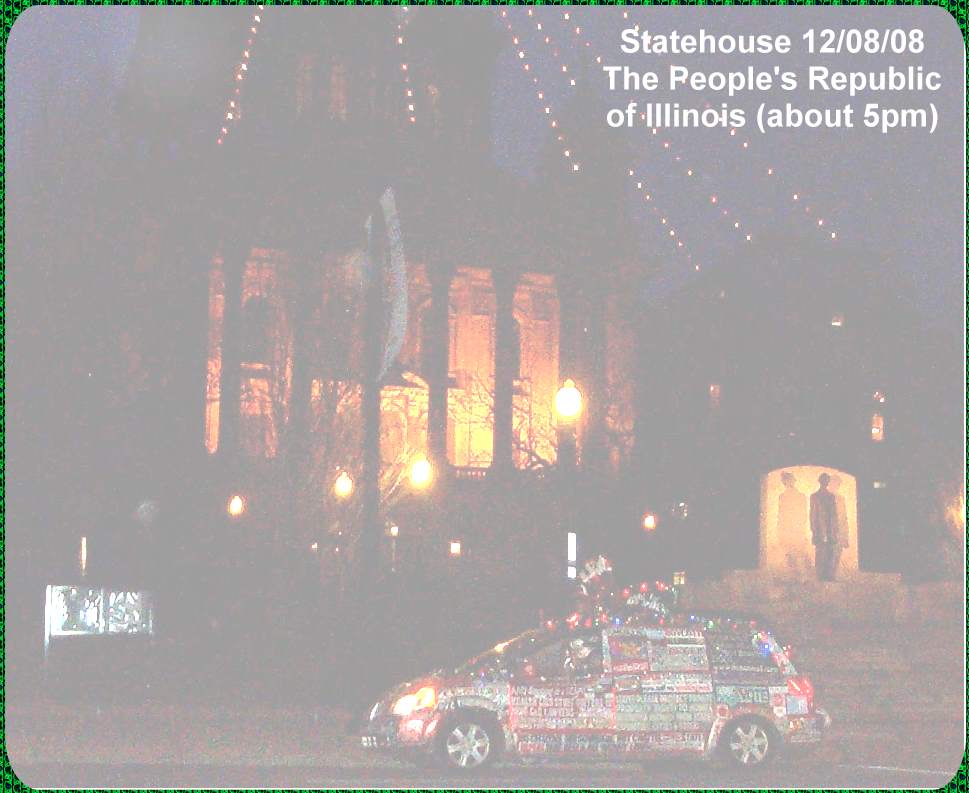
788;676;815;711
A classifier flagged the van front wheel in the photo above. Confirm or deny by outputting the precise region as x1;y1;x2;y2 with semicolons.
721;717;775;768
437;712;500;771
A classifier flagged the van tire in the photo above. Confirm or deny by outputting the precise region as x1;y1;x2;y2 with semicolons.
436;709;501;772
719;716;777;769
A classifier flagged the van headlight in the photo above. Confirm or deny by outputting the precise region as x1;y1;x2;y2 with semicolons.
392;686;437;716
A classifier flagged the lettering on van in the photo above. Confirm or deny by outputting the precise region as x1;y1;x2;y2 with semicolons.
616;690;714;732
604;628;708;675
714;685;770;707
509;684;612;730
517;731;707;755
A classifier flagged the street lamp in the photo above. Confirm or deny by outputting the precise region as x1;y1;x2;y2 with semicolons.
555;379;583;587
227;494;247;518
642;512;658;532
333;470;354;499
555;378;583;422
409;457;433;489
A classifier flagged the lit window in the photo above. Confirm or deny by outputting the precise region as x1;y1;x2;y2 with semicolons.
871;413;885;442
672;571;686;586
830;314;844;327
873;481;887;489
708;383;721;409
567;532;577;564
566;565;577;579
449;540;462;557
329;60;347;120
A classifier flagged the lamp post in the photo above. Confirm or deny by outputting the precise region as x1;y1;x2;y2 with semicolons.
388;523;399;573
555;379;583;586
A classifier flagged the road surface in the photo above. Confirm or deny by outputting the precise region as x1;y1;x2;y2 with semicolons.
14;757;959;789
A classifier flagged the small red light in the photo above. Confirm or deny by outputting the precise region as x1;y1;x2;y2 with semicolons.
788;676;815;711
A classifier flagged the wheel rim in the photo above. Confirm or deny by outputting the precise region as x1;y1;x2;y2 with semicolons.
728;722;770;765
445;723;490;768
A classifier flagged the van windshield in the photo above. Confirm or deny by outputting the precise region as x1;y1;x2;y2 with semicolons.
453;629;550;675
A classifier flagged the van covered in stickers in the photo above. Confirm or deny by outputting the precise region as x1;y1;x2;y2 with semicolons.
361;611;830;772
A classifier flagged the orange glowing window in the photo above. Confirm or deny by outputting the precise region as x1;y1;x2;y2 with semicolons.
240;376;277;458
708;383;721;409
329;60;347;120
830;314;844;328
871;413;885;442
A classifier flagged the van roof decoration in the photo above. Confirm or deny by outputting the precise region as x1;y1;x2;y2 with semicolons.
567;555;680;629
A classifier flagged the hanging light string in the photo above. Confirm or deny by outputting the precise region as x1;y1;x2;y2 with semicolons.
217;5;265;146
614;14;838;242
395;6;417;125
500;9;581;174
557;10;839;243
551;13;752;246
502;9;692;266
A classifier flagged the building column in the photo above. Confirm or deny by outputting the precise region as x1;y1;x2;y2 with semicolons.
492;268;518;472
426;262;455;476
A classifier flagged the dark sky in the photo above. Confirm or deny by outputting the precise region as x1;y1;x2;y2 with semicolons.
7;6;965;325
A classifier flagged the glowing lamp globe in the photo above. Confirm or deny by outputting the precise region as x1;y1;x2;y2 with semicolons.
227;494;246;518
555;379;583;420
409;457;433;489
333;470;354;499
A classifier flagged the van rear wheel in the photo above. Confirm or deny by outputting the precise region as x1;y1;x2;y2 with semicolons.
721;717;775;768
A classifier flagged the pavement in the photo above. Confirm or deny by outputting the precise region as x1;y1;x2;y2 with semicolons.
7;620;965;789
11;758;959;789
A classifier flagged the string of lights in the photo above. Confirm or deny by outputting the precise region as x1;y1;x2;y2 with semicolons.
556;9;839;244
551;13;754;247
395;7;417;125
502;10;692;266
217;5;265;146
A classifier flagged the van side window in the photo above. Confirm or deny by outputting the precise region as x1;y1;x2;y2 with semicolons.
708;629;779;670
564;634;604;680
519;633;602;680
